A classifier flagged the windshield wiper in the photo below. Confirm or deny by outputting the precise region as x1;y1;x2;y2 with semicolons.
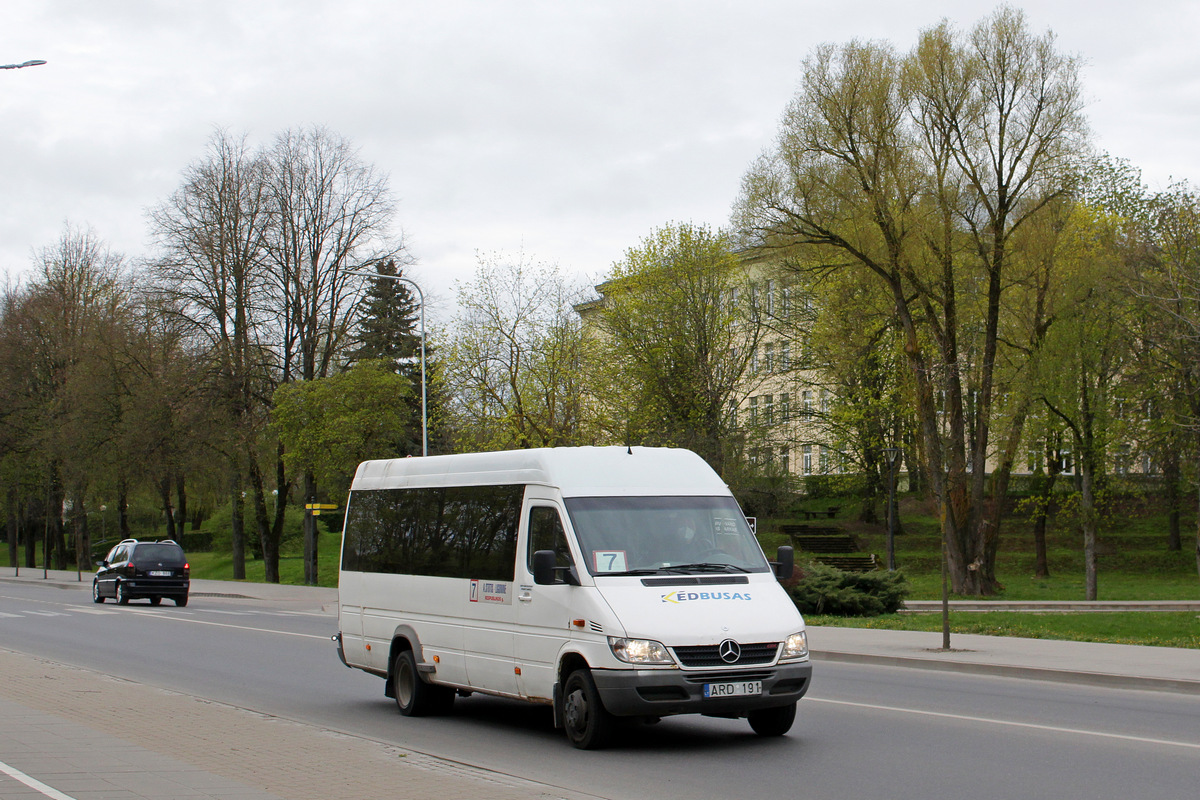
599;569;665;576
660;563;751;574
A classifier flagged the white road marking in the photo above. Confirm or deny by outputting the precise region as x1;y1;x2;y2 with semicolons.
123;608;329;640
809;697;1200;751
0;759;78;800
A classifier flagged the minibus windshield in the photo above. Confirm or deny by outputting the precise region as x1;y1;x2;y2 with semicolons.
564;495;771;576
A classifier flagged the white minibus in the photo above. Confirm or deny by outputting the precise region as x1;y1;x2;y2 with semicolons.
334;446;812;748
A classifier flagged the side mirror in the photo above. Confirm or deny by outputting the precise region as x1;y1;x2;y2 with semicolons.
774;545;794;581
532;549;558;585
96;560;108;568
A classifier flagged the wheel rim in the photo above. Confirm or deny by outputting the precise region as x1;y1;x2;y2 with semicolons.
564;686;588;739
397;659;414;708
92;582;99;600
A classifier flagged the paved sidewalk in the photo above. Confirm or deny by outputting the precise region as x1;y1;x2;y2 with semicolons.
0;648;591;800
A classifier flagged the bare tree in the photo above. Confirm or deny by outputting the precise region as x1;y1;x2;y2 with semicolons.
264;126;401;585
148;129;273;580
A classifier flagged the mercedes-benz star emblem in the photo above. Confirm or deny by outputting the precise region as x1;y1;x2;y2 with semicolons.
718;639;741;663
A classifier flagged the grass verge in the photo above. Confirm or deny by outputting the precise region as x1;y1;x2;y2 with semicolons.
805;611;1200;649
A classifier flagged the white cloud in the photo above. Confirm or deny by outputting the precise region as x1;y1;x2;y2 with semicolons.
3;0;1198;314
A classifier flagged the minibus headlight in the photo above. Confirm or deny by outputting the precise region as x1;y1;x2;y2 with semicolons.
608;637;674;664
782;631;809;660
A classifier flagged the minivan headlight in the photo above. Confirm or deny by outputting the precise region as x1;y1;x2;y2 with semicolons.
608;637;674;664
782;631;809;660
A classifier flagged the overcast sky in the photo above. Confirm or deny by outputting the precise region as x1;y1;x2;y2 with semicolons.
3;1;1199;319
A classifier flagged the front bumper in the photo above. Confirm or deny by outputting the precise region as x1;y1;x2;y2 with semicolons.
590;659;813;718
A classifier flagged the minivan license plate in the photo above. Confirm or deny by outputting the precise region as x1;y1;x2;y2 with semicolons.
148;570;172;577
703;680;762;698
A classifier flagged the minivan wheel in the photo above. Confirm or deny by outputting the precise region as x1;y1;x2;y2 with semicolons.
747;702;796;737
393;650;454;716
92;580;105;603
175;594;188;607
116;582;130;605
562;668;613;749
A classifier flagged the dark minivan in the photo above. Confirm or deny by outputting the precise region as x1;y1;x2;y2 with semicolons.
93;539;190;606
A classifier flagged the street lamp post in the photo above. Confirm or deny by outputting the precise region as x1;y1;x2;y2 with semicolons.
883;447;901;571
347;268;427;457
1;59;47;70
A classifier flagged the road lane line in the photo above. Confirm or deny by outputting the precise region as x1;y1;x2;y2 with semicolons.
123;608;329;640
0;759;78;800
809;697;1200;751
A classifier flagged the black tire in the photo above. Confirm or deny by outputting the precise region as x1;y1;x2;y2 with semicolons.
393;650;454;716
116;581;130;605
748;703;796;737
174;594;188;607
149;596;161;606
92;580;105;603
562;668;614;749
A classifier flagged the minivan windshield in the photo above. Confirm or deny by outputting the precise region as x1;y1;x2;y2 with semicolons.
564;495;770;576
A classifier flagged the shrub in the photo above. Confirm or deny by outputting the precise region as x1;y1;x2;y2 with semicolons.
788;561;909;616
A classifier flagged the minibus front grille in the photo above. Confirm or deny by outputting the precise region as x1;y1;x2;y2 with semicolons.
671;642;780;668
641;576;750;587
682;670;772;684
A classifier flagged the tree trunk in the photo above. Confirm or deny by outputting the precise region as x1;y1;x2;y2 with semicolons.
1164;447;1182;551
159;476;176;540
270;444;290;569
117;480;131;539
230;466;246;580
1080;453;1098;602
175;475;189;537
303;470;318;586
248;461;278;583
6;486;18;570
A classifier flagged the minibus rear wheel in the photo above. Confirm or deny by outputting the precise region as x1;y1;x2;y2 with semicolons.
393;650;454;716
562;668;613;749
747;702;796;737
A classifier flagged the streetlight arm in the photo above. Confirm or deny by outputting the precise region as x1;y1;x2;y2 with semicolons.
1;59;47;70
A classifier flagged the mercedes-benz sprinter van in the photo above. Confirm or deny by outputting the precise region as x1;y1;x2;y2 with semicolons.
334;446;812;748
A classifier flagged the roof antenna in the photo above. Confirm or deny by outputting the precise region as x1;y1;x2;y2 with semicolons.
625;419;633;455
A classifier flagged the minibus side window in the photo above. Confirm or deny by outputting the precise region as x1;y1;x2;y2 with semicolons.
527;506;574;572
342;484;523;580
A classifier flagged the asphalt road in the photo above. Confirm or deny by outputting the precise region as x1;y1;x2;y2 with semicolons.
2;579;1198;800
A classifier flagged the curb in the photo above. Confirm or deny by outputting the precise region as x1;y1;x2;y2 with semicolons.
812;650;1200;695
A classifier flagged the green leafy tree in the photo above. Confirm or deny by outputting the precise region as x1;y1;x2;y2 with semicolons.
591;222;760;476
737;9;1087;595
271;361;413;497
445;252;586;451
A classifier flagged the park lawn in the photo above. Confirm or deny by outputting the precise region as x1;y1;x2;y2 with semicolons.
805;611;1200;649
186;529;343;588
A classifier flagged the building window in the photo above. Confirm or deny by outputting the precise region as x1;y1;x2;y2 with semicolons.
779;341;791;371
779;393;790;421
802;445;812;475
763;342;774;374
749;395;758;425
763;394;774;426
781;446;790;475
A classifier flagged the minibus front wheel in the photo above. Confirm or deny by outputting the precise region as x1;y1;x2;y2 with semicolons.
562;668;614;749
747;702;796;737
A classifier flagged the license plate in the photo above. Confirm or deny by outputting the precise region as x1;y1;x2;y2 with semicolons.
703;680;762;698
148;570;172;577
